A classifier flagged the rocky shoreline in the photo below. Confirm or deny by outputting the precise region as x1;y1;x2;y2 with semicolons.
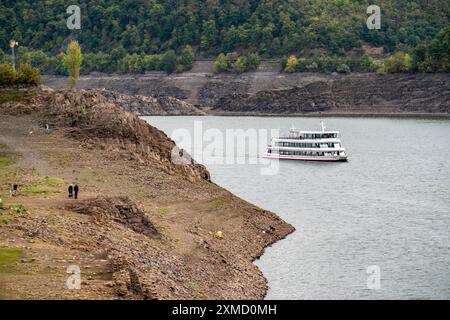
0;88;294;299
43;72;450;117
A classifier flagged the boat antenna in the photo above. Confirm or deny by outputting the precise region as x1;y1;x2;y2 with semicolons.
320;120;326;132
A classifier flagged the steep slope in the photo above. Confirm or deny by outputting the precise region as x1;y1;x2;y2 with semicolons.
0;88;294;299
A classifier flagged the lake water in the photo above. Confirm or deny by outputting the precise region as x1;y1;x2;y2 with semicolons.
143;116;450;300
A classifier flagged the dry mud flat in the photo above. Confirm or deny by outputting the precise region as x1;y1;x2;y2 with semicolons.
0;89;293;299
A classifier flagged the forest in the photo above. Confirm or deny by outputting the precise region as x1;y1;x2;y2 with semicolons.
0;0;448;74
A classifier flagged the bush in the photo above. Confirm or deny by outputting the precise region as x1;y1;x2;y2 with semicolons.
385;52;412;73
0;63;16;85
17;63;41;84
234;57;246;73
337;63;350;74
162;50;177;74
213;53;228;73
372;60;386;74
0;63;40;85
295;58;308;72
284;55;298;73
244;53;260;71
180;45;194;70
214;52;259;73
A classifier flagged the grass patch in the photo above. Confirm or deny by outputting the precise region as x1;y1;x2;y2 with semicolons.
157;207;169;215
207;198;231;208
24;185;61;195
0;247;23;273
0;89;36;104
187;280;206;299
9;204;28;214
0;156;13;167
45;177;66;185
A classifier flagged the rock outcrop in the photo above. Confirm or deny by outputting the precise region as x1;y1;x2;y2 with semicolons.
212;73;450;114
96;89;205;115
44;73;450;116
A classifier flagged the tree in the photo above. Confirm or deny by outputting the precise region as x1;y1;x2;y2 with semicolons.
234;57;246;73
244;53;260;71
337;64;350;74
64;40;83;89
162;50;176;74
180;45;194;70
385;52;412;73
284;55;298;73
213;53;228;73
372;60;386;74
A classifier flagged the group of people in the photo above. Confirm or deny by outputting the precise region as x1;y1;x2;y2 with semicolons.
68;184;79;199
7;183;80;200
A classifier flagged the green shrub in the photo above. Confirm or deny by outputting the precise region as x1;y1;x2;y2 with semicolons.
284;55;298;73
385;52;412;73
180;45;194;70
213;53;228;73
0;63;16;85
337;64;350;74
162;50;177;74
17;63;41;84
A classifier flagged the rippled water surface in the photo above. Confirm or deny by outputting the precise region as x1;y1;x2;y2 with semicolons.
144;116;450;299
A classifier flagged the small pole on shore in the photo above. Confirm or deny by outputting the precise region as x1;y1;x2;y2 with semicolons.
9;40;18;71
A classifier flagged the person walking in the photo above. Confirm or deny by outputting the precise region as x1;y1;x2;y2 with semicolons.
74;185;79;199
68;184;73;198
10;184;18;197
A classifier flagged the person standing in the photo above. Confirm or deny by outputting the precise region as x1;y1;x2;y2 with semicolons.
74;185;79;199
10;184;18;197
68;184;73;198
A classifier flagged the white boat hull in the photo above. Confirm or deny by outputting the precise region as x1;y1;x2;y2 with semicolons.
263;153;348;162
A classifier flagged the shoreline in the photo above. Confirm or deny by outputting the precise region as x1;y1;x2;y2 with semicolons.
143;111;450;119
0;89;294;300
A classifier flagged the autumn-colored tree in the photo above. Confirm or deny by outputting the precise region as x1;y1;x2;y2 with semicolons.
285;55;298;73
64;40;83;89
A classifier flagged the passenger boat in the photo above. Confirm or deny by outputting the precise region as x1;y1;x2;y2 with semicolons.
263;121;348;162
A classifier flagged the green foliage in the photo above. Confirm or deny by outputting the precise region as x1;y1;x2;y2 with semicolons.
1;0;448;58
0;89;36;104
0;156;13;166
412;27;450;72
372;60;387;74
384;52;412;73
17;63;41;84
0;248;23;265
0;63;16;85
213;53;228;73
161;50;177;74
337;64;350;74
214;52;260;73
285;55;298;73
24;185;60;195
0;63;40;85
180;45;194;71
9;205;27;214
0;2;448;74
64;40;83;89
157;207;169;215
